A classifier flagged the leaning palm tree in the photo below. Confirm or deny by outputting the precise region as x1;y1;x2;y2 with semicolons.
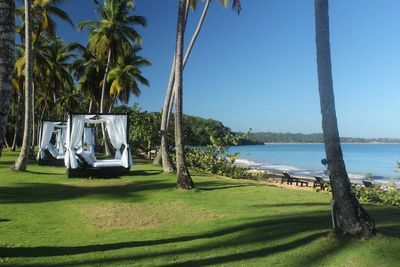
314;0;376;237
0;0;15;157
158;0;241;172
12;0;33;171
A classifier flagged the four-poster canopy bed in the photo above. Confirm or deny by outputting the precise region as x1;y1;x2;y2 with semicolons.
64;113;132;178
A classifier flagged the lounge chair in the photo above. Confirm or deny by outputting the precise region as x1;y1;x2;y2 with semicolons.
281;172;309;187
313;176;329;190
362;180;374;188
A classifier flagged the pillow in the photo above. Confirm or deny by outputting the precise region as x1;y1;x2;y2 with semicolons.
45;144;59;158
88;152;97;162
76;150;94;166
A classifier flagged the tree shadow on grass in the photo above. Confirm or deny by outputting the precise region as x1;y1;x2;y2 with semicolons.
0;160;14;169
132;170;163;176
25;170;65;176
251;202;330;208
196;181;257;191
0;179;174;204
0;210;332;259
1;205;399;266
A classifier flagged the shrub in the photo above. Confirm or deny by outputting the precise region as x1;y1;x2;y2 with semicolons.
186;133;253;179
352;181;400;207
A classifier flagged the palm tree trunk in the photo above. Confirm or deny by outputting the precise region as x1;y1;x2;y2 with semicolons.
158;0;210;170
11;124;18;151
31;82;35;148
100;48;112;156
314;0;376;237
88;99;93;113
11;90;22;151
3;137;9;148
0;0;15;158
174;0;194;189
12;0;33;171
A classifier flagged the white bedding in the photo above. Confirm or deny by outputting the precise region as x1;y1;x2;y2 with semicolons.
92;159;124;168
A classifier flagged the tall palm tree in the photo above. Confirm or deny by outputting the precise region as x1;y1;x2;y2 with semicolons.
107;50;150;105
314;0;376;237
16;0;74;40
16;0;74;148
174;0;194;189
79;0;146;155
158;0;241;172
78;0;146;114
69;42;104;112
0;0;15;157
12;0;33;171
43;37;75;109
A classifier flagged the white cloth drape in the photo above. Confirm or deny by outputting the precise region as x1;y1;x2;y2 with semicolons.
83;127;95;154
105;116;123;159
65;115;85;169
55;128;66;156
37;122;54;159
115;115;132;168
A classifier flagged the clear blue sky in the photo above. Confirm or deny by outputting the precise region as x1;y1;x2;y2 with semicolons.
53;0;400;138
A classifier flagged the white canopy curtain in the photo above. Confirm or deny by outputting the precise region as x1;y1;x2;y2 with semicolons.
83;127;95;154
55;127;66;156
37;121;55;159
104;115;132;167
105;116;123;159
114;115;132;168
65;115;85;169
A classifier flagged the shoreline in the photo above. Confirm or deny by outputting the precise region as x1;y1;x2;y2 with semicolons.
235;142;400;145
233;158;399;187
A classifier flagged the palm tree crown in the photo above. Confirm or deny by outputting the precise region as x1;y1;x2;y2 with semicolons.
78;0;146;60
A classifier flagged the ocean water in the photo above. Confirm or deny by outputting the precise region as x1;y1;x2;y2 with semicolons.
229;144;400;183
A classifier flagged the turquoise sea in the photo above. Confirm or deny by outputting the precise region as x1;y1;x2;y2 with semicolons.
229;144;400;183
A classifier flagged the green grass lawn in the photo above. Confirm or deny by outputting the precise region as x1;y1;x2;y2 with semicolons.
0;150;399;266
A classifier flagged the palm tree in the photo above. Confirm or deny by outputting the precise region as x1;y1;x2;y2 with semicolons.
0;0;15;157
16;0;74;40
16;0;74;148
158;0;241;172
69;42;105;112
78;0;146;114
79;0;146;155
107;50;150;105
174;0;194;189
314;0;376;237
42;37;75;109
12;0;33;171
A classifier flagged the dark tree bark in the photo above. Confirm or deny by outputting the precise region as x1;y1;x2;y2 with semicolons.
174;0;194;189
100;48;112;156
0;0;15;157
314;0;376;237
11;90;22;151
11;0;33;171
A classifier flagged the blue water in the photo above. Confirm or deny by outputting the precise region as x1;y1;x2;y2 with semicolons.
229;144;400;181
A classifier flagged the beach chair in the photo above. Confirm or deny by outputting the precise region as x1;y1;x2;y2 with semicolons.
362;180;374;188
281;172;309;187
313;176;329;190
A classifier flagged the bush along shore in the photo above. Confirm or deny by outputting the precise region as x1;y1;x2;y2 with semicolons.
186;134;400;208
